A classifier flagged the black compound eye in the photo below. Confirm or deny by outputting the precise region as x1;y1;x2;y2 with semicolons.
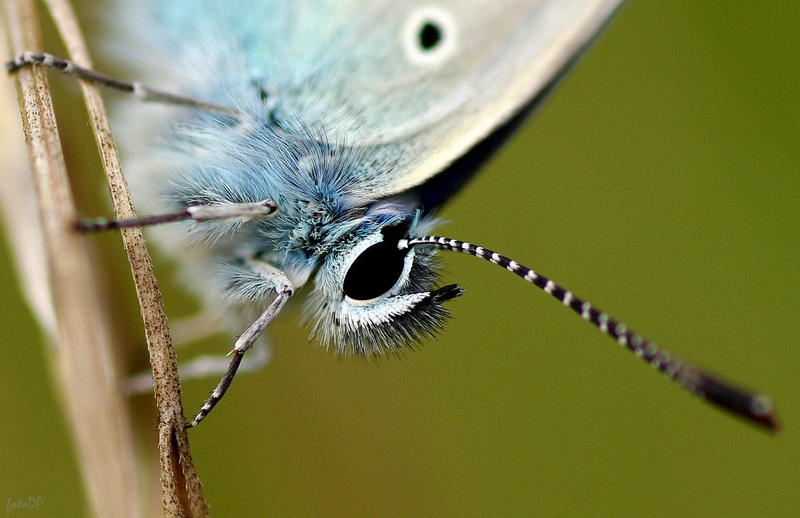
343;237;408;301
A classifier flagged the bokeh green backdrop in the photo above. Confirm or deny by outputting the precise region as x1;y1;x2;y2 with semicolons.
1;1;798;516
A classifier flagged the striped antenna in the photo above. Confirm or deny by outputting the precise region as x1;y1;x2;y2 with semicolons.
405;236;777;431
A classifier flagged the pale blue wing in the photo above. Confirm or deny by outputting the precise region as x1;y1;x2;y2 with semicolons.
124;0;624;198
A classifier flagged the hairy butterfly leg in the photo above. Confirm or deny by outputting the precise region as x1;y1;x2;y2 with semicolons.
5;51;242;116
188;260;294;427
72;193;284;415
76;199;277;231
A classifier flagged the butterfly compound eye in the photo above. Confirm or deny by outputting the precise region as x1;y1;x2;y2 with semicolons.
342;235;408;301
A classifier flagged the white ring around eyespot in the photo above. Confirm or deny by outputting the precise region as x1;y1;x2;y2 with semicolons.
401;5;458;67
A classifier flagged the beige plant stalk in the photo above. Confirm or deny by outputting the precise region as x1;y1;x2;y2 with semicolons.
1;0;208;515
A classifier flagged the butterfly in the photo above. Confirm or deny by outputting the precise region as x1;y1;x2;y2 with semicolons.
5;0;776;430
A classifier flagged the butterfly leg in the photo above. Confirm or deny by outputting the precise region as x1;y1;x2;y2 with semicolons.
5;51;242;116
188;260;294;427
75;199;278;231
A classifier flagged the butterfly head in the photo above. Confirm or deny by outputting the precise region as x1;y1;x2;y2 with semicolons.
303;202;462;356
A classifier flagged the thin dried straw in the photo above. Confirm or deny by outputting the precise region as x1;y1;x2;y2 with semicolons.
2;0;208;515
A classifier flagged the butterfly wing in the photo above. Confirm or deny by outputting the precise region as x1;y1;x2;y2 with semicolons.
132;1;623;199
300;1;626;197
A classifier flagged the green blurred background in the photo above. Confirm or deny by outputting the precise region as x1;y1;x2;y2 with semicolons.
1;1;798;516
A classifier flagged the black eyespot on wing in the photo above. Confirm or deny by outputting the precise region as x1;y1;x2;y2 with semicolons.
419;21;442;50
343;239;407;300
402;7;456;66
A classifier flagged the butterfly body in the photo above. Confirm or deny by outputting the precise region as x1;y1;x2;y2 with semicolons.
111;1;624;355
85;0;773;429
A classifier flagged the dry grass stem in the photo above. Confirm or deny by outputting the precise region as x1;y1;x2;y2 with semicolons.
2;0;140;515
2;0;208;515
